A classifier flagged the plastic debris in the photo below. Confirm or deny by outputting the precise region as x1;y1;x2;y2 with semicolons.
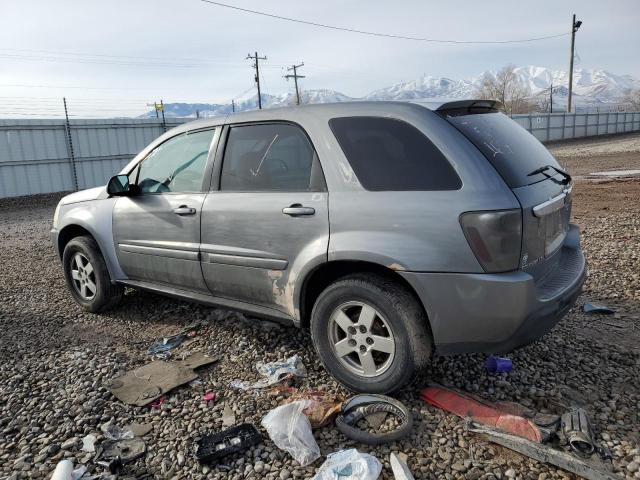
421;385;542;442
49;460;87;480
231;355;306;390
583;303;615;315
336;394;413;445
196;423;262;464
485;356;513;374
222;404;236;427
261;400;320;466
311;449;382;480
202;391;217;402
100;422;134;441
271;388;343;429
105;353;218;406
146;321;204;355
81;434;97;453
390;452;415;480
99;437;146;464
150;395;166;410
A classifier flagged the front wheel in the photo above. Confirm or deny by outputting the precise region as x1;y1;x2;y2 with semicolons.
62;235;124;312
310;273;432;393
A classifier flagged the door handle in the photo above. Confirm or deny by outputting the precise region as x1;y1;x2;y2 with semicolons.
282;204;315;216
173;205;196;216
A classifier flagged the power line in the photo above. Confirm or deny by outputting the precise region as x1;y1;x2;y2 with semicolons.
199;0;570;44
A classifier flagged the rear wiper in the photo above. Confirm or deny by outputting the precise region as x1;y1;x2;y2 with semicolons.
527;165;571;185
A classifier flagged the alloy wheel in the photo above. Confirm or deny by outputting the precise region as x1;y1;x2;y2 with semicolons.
70;252;97;300
328;301;396;377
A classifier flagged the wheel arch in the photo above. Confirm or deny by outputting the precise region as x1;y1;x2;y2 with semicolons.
57;222;120;281
298;260;432;334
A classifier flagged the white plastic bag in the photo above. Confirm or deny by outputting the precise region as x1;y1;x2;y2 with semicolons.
231;355;307;391
312;449;382;480
261;400;320;466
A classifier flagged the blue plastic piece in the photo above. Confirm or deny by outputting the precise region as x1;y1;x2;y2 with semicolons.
485;356;513;374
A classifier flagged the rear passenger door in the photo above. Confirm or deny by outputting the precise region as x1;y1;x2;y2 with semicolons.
200;122;328;317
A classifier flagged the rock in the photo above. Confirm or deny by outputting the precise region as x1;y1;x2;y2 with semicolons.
280;469;291;480
628;462;639;473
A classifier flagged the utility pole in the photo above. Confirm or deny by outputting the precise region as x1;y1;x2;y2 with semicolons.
246;51;267;109
63;97;78;191
567;14;582;113
284;62;305;105
196;110;200;119
160;99;166;132
232;99;235;113
550;82;553;113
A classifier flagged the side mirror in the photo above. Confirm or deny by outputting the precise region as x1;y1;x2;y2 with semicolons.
107;174;139;196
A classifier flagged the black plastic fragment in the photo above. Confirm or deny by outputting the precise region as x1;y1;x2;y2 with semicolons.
196;423;262;464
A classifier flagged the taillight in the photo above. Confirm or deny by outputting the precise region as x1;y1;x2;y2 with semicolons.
459;209;522;273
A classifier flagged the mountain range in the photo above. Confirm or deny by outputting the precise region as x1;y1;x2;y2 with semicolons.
142;66;640;118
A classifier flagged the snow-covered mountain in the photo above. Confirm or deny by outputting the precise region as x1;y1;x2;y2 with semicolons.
142;66;640;118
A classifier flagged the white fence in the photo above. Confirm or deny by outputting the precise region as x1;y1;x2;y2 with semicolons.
1;112;639;198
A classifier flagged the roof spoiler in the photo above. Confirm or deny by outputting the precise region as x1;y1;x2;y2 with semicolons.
436;99;504;115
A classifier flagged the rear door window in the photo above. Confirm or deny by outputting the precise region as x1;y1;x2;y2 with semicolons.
329;116;461;191
444;111;561;188
220;123;324;191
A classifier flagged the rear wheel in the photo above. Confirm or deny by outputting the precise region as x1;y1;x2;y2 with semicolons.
62;235;124;312
310;273;432;393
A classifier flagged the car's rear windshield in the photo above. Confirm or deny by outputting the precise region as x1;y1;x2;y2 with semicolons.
443;111;560;188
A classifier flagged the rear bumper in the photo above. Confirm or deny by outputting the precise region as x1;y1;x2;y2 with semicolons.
400;224;586;355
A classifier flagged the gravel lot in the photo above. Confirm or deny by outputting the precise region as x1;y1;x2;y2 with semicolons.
1;135;639;480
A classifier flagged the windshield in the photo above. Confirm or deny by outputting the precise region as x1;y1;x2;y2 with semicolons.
444;111;561;188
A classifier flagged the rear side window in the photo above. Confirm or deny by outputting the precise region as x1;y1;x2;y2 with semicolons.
220;123;323;191
444;111;561;188
329;116;461;191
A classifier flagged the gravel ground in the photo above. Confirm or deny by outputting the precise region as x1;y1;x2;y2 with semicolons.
548;132;640;177
1;137;639;479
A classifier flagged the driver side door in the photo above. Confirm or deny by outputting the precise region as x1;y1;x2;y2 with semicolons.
113;128;219;293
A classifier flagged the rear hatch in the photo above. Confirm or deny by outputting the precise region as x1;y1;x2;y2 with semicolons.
438;101;572;283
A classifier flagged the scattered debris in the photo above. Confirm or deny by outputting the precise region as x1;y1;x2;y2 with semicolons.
468;422;621;480
128;423;153;437
146;322;204;356
202;391;217;402
485;355;513;374
100;422;134;441
583;303;616;315
589;169;640;178
272;388;343;429
105;353;218;406
195;423;262;465
311;449;382;480
81;434;97;453
421;385;542;442
558;408;597;458
98;437;146;464
336;394;413;445
261;399;320;466
222;404;236;427
390;452;415;480
150;396;166;410
49;460;86;480
231;355;306;390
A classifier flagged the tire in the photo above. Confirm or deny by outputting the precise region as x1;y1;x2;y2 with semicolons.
62;235;124;313
310;273;432;393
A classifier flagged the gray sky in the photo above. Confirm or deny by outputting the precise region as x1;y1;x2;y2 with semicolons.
1;0;638;116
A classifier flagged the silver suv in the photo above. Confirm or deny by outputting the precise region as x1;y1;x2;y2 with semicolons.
52;100;586;393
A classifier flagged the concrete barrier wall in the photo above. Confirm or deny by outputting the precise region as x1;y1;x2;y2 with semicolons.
1;112;639;198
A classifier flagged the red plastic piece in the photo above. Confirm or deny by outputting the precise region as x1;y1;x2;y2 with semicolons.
202;391;217;402
420;385;542;443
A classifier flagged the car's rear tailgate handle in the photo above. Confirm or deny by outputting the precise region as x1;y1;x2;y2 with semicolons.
173;205;197;216
282;204;315;216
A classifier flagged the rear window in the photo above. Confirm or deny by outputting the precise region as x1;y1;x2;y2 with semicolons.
329;116;461;191
444;111;560;188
